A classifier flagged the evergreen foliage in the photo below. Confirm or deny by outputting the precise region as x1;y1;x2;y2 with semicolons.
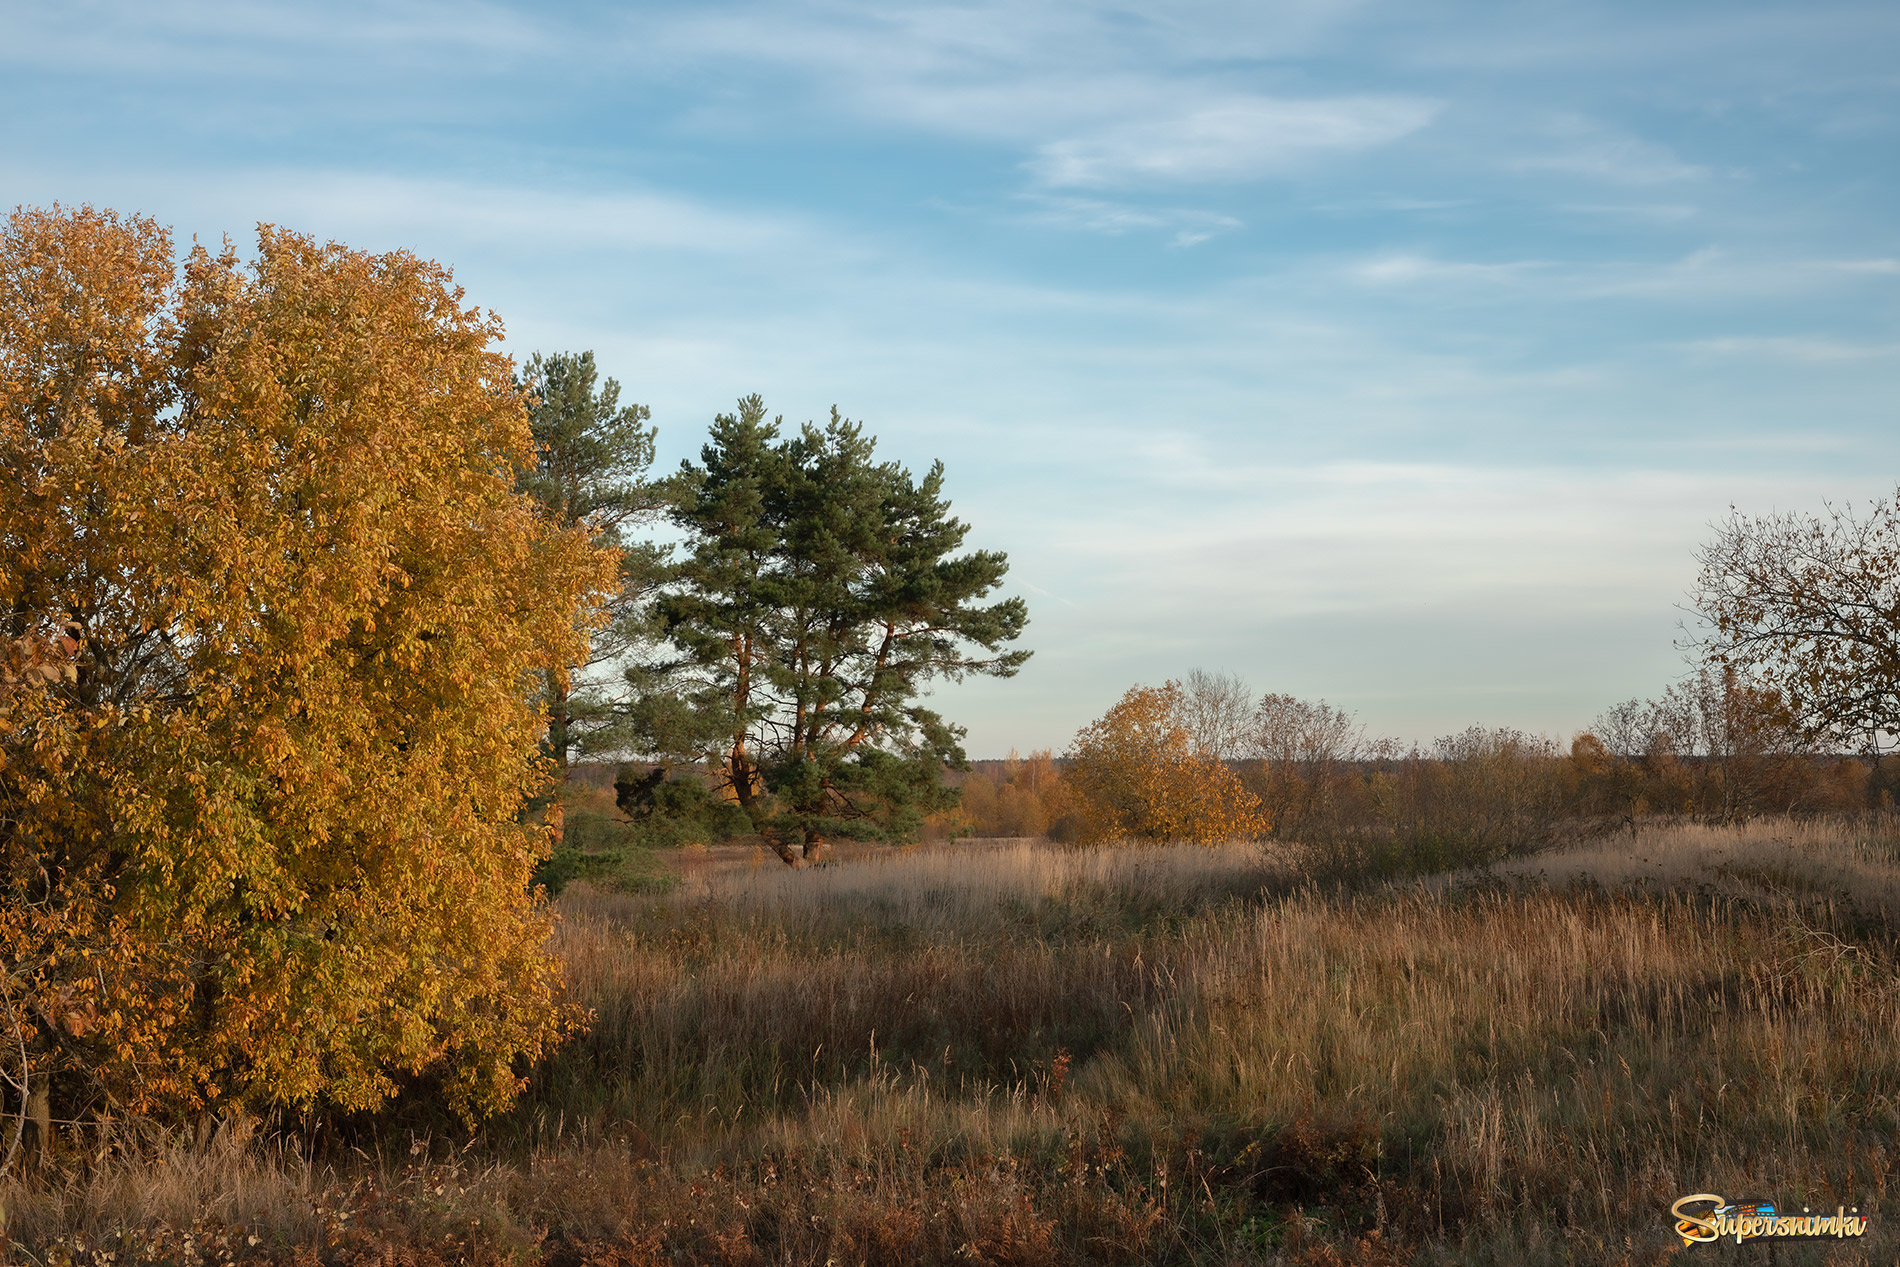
514;351;665;770
653;397;1029;864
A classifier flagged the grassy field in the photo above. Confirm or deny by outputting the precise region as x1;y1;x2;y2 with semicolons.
11;819;1900;1265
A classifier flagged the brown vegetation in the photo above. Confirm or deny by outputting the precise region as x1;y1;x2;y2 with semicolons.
9;822;1900;1263
951;672;1873;870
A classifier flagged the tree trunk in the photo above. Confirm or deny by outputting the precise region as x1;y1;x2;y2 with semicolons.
23;1071;49;1172
729;750;757;815
798;765;833;865
730;751;801;866
1869;750;1898;821
547;669;570;773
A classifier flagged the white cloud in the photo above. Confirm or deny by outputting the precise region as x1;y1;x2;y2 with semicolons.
1;164;805;259
1589;246;1829;300
1512;116;1705;185
1029;94;1438;187
1335;246;1900;304
1010;194;1242;240
645;2;1428;193
1045;456;1855;621
1350;253;1545;287
265;173;798;255
1560;202;1700;224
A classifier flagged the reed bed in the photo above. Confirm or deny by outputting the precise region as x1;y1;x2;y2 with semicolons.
9;821;1900;1265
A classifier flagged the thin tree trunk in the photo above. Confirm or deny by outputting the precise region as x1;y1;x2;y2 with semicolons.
24;1071;49;1172
547;669;570;773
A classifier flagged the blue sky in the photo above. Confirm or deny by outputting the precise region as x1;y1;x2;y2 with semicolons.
5;1;1898;755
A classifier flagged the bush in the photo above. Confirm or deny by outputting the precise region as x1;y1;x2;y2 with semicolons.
1066;683;1267;845
533;810;676;897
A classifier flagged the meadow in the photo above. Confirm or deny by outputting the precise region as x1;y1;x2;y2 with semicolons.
11;819;1900;1265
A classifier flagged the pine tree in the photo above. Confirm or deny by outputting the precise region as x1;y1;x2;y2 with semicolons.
515;351;664;772
658;399;1029;864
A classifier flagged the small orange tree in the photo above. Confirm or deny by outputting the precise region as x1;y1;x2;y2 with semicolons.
1065;682;1266;844
0;206;615;1125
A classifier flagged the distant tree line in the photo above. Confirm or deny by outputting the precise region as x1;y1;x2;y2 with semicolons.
949;663;1881;877
945;484;1900;870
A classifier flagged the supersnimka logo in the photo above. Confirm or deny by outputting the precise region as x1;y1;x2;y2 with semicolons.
1670;1193;1869;1247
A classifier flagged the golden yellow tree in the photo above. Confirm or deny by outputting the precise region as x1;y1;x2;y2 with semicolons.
0;206;616;1126
1065;682;1266;844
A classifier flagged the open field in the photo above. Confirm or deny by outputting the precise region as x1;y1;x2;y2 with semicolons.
656;836;1050;889
12;820;1900;1265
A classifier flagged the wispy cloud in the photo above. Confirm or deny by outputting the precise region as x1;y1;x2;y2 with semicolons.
1338;245;1900;303
1589;246;1845;299
1559;202;1701;224
1029;94;1439;188
1010;194;1242;243
1513;116;1706;185
1047;456;1853;619
0;0;556;75
1350;253;1546;287
647;2;1432;194
1682;335;1900;362
1;165;806;258
272;173;799;255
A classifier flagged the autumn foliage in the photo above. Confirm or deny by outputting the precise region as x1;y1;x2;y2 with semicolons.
952;749;1076;839
1065;681;1267;844
0;206;614;1125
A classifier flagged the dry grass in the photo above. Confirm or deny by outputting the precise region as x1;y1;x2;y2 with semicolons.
10;822;1900;1265
583;835;1296;922
1489;814;1900;915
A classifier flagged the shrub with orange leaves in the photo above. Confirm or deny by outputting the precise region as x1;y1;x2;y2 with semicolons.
0;205;616;1125
1065;682;1267;845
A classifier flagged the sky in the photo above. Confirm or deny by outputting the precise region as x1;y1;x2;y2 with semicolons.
4;1;1898;756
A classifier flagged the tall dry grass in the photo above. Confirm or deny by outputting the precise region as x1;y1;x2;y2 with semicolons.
1491;814;1900;909
535;841;1295;1145
9;823;1900;1265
